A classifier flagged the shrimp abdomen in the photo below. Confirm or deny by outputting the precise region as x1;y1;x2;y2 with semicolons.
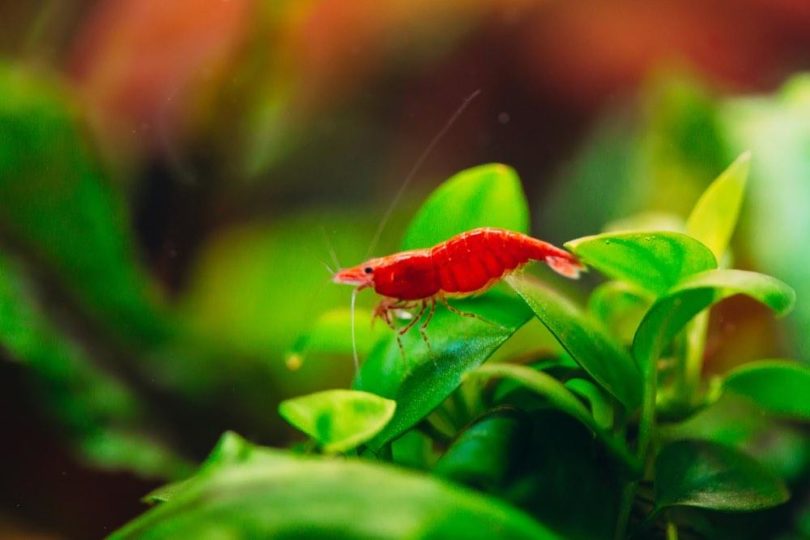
433;228;583;295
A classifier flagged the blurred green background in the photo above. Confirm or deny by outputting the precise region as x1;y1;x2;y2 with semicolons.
0;1;809;537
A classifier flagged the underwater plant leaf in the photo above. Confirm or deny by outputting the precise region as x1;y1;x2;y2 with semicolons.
279;389;396;453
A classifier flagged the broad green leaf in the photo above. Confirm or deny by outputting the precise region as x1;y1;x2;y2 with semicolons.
145;432;285;504
354;293;531;449
633;270;795;376
506;274;642;409
0;253;189;479
724;360;810;421
565;231;717;295
686;152;750;260
0;63;169;345
402;163;529;249
114;445;559;540
659;394;810;483
278;389;396;453
587;281;651;344
655;440;789;512
434;408;531;491
471;363;638;473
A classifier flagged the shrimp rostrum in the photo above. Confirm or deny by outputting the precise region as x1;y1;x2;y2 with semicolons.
333;227;585;349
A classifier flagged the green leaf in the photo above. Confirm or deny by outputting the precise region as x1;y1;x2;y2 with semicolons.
402;163;529;249
655;439;789;512
279;390;396;453
471;364;597;432
565;378;614;430
724;360;810;421
144;432;281;504
659;394;810;483
506;274;642;409
587;281;651;344
0;62;169;345
354;293;532;449
434;408;531;491
391;430;436;470
470;363;638;473
633;270;796;376
114;445;559;540
686;152;751;260
565;231;717;295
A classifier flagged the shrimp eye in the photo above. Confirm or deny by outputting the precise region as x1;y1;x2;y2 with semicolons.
363;266;373;274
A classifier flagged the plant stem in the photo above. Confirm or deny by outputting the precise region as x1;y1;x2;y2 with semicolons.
637;374;657;463
616;358;659;538
614;480;638;540
681;313;708;402
666;520;679;540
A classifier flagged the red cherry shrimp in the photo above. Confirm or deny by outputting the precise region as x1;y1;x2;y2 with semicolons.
333;227;584;366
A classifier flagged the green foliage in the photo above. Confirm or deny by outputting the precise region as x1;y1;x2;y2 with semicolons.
279;389;396;453
402;163;529;249
633;270;795;376
471;363;638;472
354;293;531;449
564;378;615;430
655;440;789;512
723;360;810;421
0;64;198;477
0;252;190;478
80;150;803;538
1;22;806;538
685;151;750;260
353;163;535;448
506;274;641;408
566;231;717;295
433;408;531;491
587;281;650;343
114;433;559;540
0;63;170;344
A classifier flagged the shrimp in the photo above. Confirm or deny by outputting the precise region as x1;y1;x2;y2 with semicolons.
333;227;584;354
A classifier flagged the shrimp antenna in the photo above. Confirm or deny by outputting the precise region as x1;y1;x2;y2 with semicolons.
320;225;342;271
365;88;482;257
350;287;359;372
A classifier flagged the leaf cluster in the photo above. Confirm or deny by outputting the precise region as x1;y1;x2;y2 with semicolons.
117;157;809;539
